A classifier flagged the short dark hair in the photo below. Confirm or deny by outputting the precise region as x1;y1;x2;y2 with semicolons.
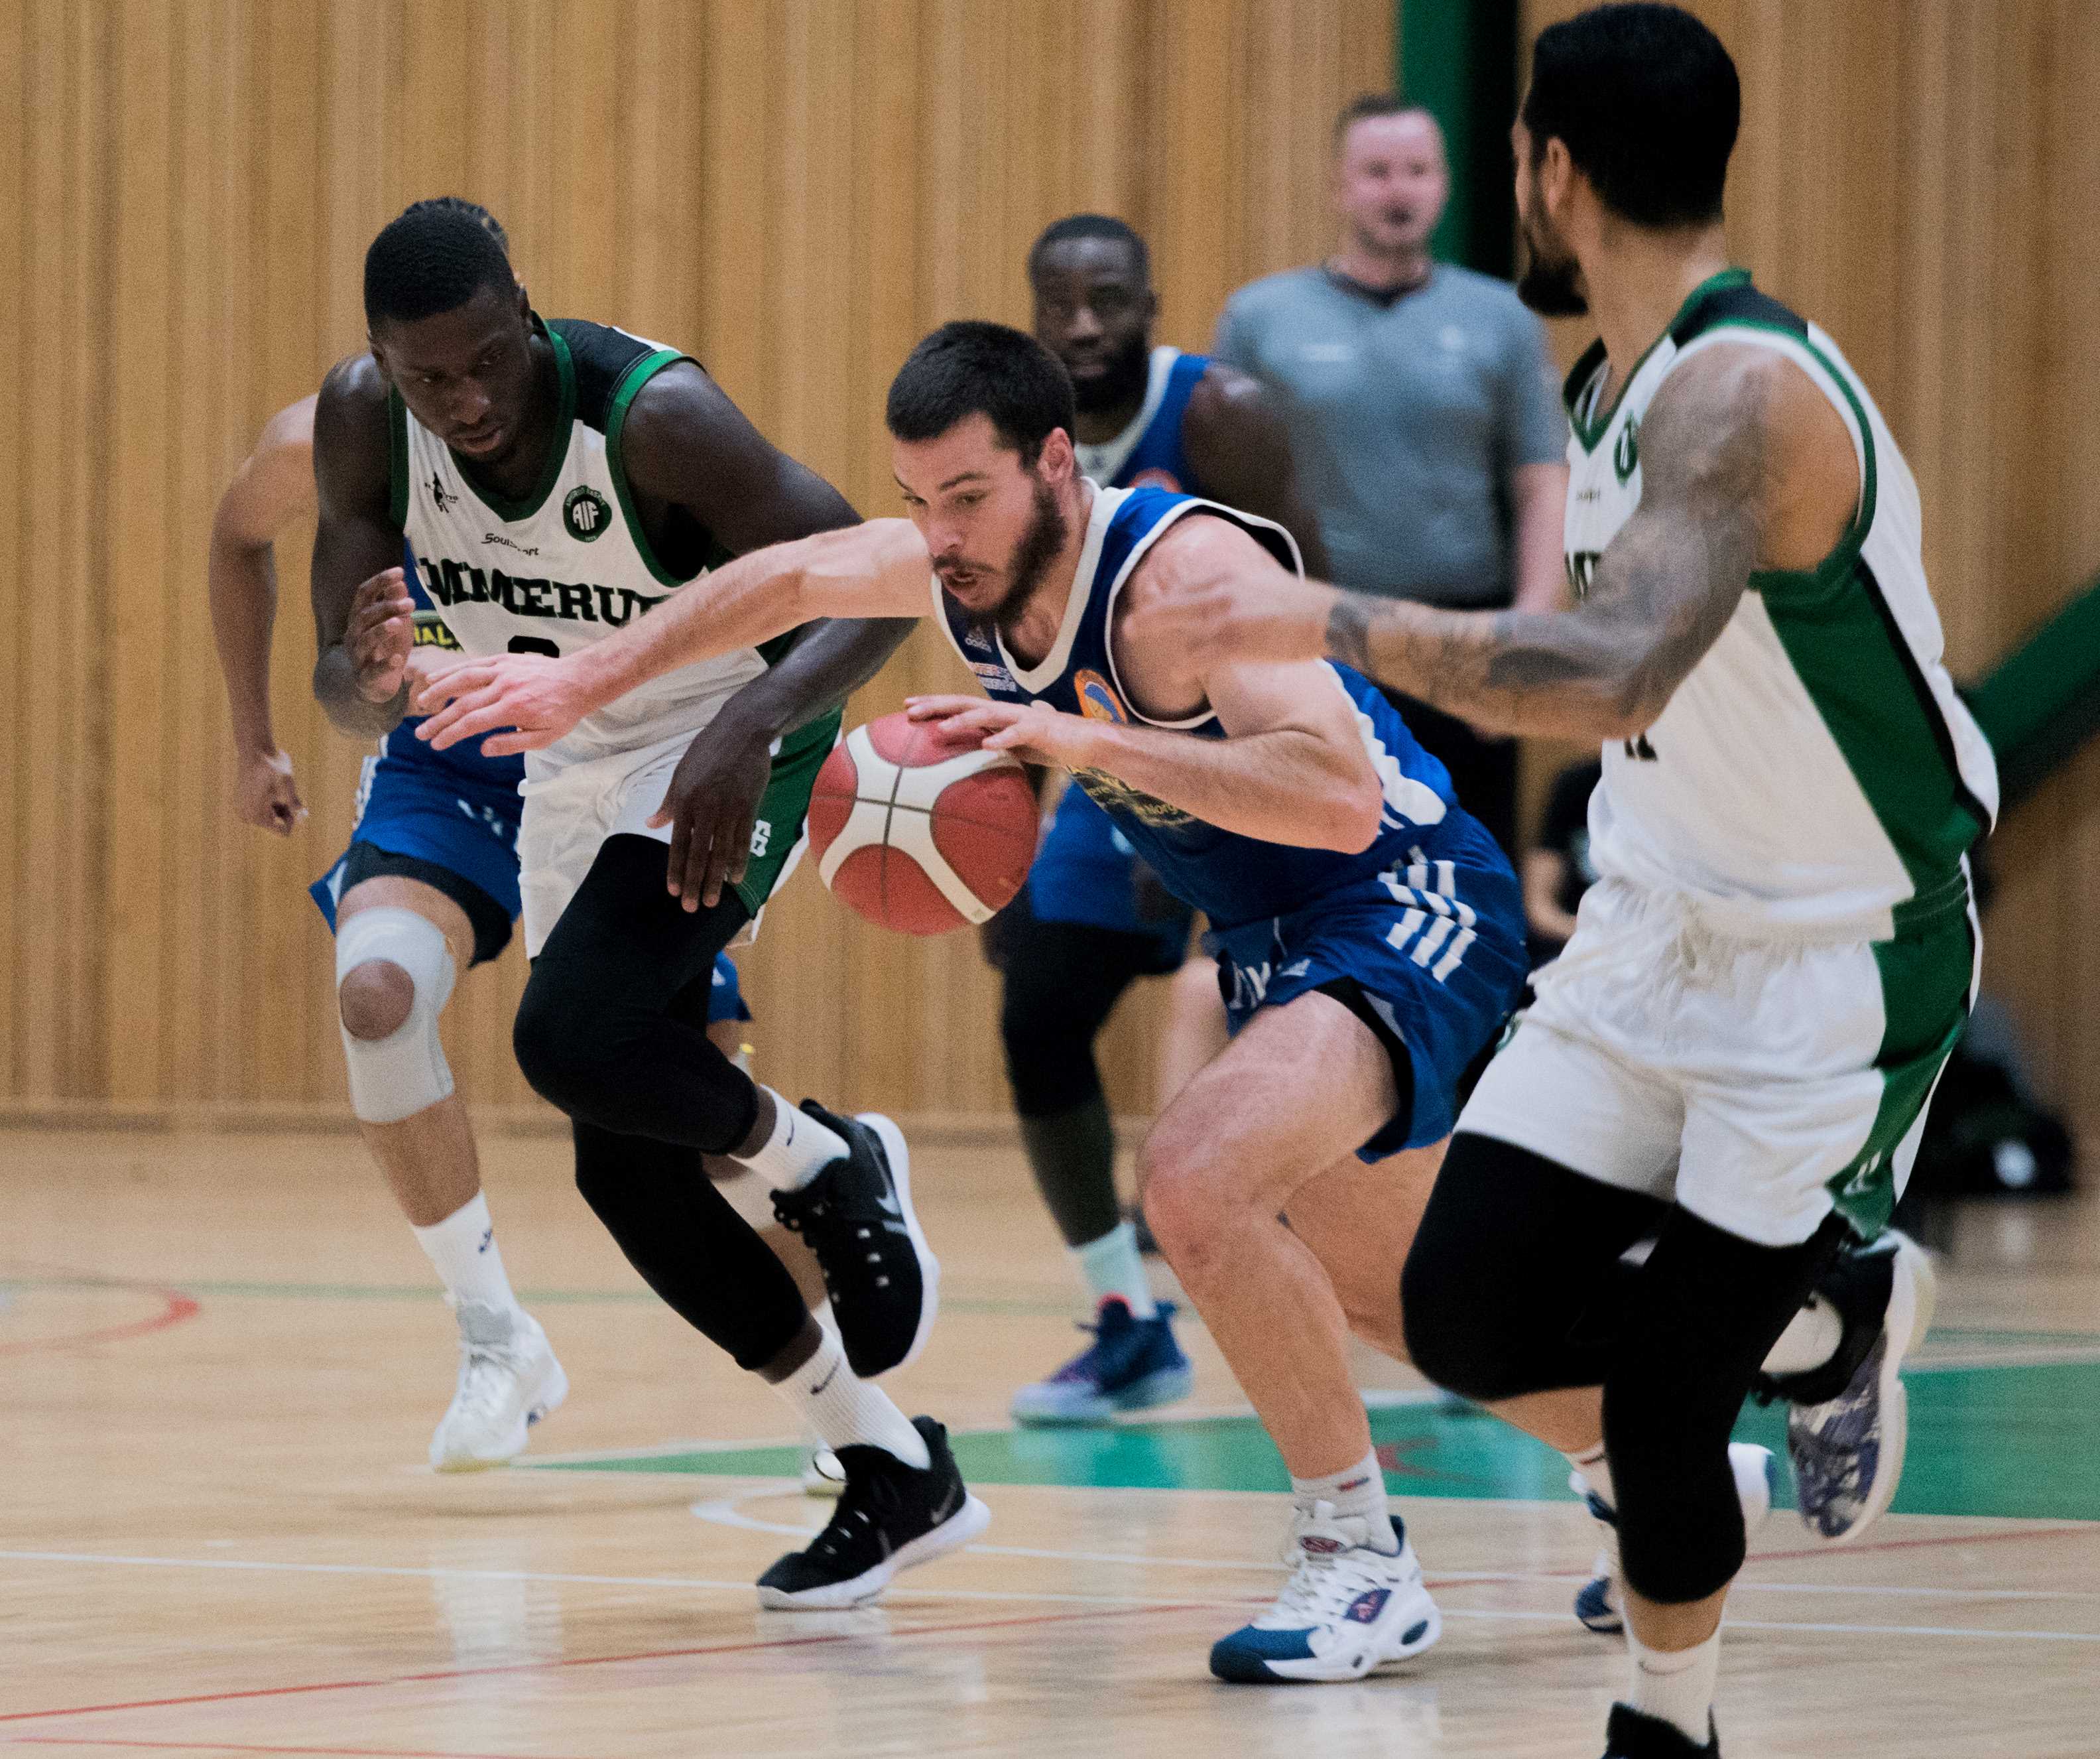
364;198;516;329
1026;213;1150;285
1522;3;1738;228
1333;92;1433;149
886;321;1076;467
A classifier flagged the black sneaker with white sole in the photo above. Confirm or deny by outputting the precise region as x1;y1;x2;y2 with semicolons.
1601;1704;1719;1758
769;1104;939;1378
756;1417;991;1610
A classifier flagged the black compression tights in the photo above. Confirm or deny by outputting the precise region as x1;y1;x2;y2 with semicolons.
516;834;808;1373
1403;1134;1845;1604
998;897;1178;1246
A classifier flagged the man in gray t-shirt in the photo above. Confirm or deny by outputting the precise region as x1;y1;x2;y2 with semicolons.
1214;96;1567;854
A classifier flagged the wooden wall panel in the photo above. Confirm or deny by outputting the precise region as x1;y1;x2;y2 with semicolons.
1520;0;2100;1132
0;0;1391;1122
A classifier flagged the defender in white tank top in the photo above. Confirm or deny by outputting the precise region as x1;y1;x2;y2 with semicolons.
1560;268;1997;941
395;318;769;773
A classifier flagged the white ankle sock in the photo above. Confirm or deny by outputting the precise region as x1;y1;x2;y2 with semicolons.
731;1088;850;1192
1762;1295;1844;1376
1292;1449;1396;1551
412;1193;523;1319
1567;1441;1615;1510
1627;1624;1720;1746
1074;1221;1155;1319
773;1330;931;1470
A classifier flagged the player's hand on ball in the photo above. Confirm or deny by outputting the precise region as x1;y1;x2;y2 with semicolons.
346;566;416;702
412;653;587;755
647;710;774;911
905;695;1095;769
1124;570;1337;669
233;747;306;837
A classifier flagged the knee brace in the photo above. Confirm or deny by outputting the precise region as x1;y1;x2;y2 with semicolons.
336;906;458;1124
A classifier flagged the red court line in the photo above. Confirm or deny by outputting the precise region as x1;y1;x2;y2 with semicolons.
0;1283;200;1358
0;1601;1208;1728
10;1740;555;1759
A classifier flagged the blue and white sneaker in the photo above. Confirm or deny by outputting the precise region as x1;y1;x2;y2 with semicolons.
1778;1230;1937;1542
1572;1443;1776;1634
1209;1505;1441;1683
1010;1298;1193;1425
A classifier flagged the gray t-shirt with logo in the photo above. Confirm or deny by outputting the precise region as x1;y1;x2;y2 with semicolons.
1213;264;1566;608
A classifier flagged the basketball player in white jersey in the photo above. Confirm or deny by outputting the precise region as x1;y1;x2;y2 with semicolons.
1138;7;1992;1754
312;200;985;1606
210;212;839;1486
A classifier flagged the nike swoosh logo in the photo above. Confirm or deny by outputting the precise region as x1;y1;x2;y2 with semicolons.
810;1366;839;1396
875;1191;901;1217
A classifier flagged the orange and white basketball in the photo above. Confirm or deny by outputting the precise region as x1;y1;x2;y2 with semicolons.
807;711;1040;935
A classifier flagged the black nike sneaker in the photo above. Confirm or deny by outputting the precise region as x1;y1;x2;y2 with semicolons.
1601;1703;1720;1758
756;1417;990;1609
769;1104;939;1378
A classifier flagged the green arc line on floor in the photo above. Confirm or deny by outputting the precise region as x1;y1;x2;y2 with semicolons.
517;1360;2100;1526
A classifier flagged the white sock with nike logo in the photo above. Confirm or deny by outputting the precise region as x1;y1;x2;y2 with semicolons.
733;1088;851;1192
776;1330;931;1470
412;1192;525;1324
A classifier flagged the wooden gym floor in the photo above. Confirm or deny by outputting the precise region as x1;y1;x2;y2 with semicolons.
4;1126;2099;1756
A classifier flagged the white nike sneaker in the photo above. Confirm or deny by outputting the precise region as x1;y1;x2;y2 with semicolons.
1572;1442;1775;1634
429;1305;568;1472
1209;1503;1442;1683
802;1443;847;1498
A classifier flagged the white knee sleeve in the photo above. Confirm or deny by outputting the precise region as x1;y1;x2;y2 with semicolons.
336;906;458;1124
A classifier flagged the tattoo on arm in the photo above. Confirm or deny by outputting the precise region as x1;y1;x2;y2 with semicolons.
1323;348;1776;740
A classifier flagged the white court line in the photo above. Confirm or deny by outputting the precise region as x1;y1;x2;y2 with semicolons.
688;1490;2100;1605
3;1548;2095;1645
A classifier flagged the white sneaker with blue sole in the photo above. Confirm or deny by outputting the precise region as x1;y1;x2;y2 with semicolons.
1572;1442;1775;1634
1209;1504;1441;1683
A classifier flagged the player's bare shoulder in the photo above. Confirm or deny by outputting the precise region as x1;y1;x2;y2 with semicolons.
312;350;394;508
1644;340;1857;571
1125;509;1284;612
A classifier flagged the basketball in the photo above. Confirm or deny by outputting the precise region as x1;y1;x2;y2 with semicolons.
808;710;1040;935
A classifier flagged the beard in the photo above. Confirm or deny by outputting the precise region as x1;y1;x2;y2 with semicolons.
961;476;1069;645
1069;332;1150;415
1516;211;1587;317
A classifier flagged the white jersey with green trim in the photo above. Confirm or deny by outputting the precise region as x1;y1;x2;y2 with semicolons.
393;316;767;769
1561;269;1998;939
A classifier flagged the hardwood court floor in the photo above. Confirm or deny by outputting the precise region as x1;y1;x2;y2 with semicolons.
4;1127;2099;1756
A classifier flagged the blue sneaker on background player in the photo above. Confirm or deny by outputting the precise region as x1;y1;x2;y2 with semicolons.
1209;1508;1440;1683
1011;1297;1193;1425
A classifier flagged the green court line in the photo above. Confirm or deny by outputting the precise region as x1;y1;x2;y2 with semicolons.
520;1362;2100;1526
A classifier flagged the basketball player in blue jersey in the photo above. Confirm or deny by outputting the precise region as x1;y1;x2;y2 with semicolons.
999;214;1331;1426
416;319;1532;1684
208;375;828;1480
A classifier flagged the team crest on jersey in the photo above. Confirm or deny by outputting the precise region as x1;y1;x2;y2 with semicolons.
1613;415;1640;486
564;485;613;542
1073;669;1127;724
1127;467;1182;491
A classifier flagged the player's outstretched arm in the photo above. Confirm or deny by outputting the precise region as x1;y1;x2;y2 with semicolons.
1179;365;1331;578
910;518;1385;852
311;357;418;739
1133;346;1849;742
412;518;932;754
210;395;317;834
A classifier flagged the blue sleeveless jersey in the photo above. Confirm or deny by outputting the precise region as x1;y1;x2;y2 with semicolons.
940;486;1483;931
1114;350;1207;490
